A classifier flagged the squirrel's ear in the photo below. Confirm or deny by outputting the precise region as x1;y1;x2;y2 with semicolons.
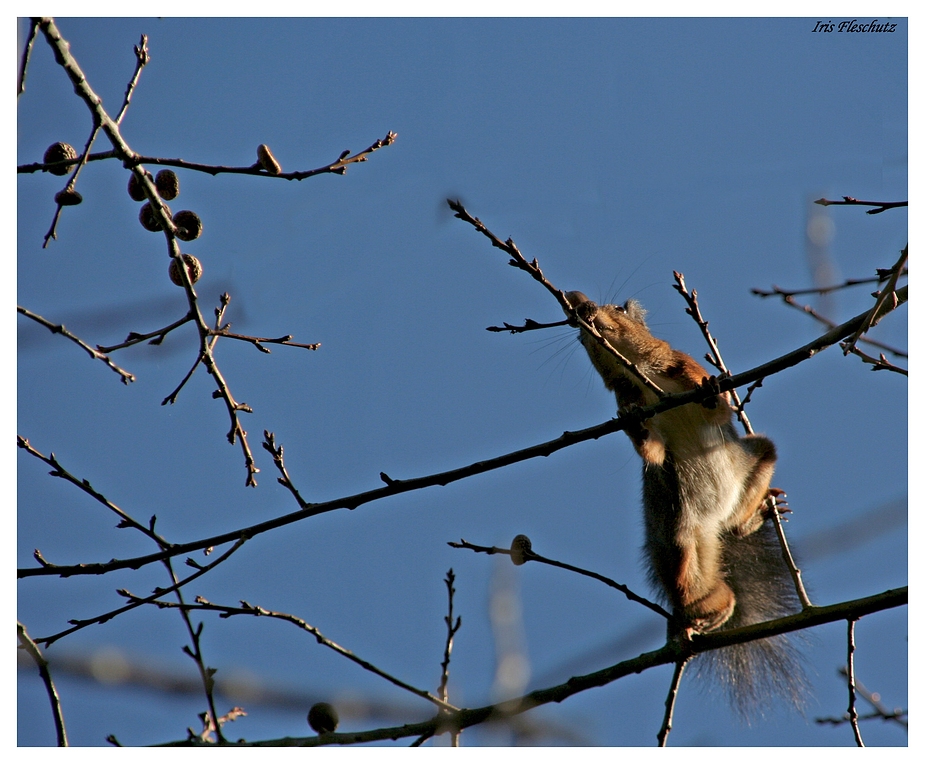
623;299;648;328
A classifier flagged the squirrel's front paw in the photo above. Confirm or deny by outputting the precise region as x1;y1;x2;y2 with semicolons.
617;404;650;442
764;487;791;516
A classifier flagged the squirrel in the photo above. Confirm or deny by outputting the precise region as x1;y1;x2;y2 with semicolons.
564;290;804;710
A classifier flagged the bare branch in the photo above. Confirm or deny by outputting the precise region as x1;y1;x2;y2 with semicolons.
17;436;167;547
672;270;753;431
19;133;397;178
449;536;670;620
758;292;907;359
486;318;570;334
209;328;321;353
165;556;227;744
846;619;864;746
18;306;136;383
96;311;195;353
818;667;908;730
262;431;313;507
18;622;68;746
657;659;689;747
19;296;908;580
750;268;906;300
154;597;459;713
157;586;906;746
767;493;813;609
842;344;907;375
842;247;908;356
34;538;247;647
18;19;40;97
438;569;463;743
449;199;666;397
114;35;149;125
814;196;907;215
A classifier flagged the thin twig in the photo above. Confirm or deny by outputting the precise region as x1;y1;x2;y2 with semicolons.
18;19;40;97
19;134;398;179
448;538;670;619
18;306;136;383
816;708;908;728
486;318;571;334
774;294;906;359
202;293;260;486
17;436;167;547
209;328;321;353
768;493;813;609
656;658;689;747
164;556;226;743
262;431;313;507
114;35;149;125
160;295;228;407
42;118;105;248
156;597;459;713
846;619;864;747
672;271;752;431
447;199;564;303
814;196;907;215
750;268;906;299
843;344;907;375
838;667;907;729
18;622;68;746
33;538;248;647
842;247;908;356
438;569;463;746
438;569;462;703
96;312;195;353
449;199;665;397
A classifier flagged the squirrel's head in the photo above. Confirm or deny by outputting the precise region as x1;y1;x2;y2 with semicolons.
564;291;649;331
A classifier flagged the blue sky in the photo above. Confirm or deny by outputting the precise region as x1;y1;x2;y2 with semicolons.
17;16;907;747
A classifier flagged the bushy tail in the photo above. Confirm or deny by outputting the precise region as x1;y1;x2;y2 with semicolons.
694;521;808;719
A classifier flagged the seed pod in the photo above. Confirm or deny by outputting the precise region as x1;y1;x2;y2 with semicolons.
127;172;148;202
44;142;77;175
168;254;203;286
510;534;533;566
155;169;180;200
307;703;339;735
173;210;202;241
54;189;83;206
139;202;171;232
257;144;282;175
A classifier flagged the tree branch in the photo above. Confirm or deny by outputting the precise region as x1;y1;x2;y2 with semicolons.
157;587;906;746
18;306;136;383
18;293;907;580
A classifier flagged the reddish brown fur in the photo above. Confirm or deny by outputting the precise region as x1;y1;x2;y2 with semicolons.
565;291;776;633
